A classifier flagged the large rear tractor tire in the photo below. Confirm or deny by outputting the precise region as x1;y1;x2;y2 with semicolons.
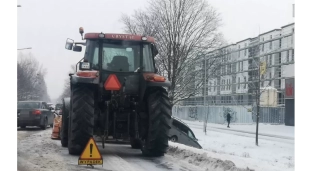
68;84;95;155
141;87;172;157
60;98;70;147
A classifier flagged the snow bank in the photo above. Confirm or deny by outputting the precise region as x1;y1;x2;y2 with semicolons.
168;142;254;171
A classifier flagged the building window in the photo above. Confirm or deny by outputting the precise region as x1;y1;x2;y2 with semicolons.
214;81;216;91
269;73;272;86
244;76;247;89
286;51;289;62
238;77;240;89
262;44;264;52
238;51;240;58
241;62;243;71
237;62;240;72
270;41;272;49
292;49;294;61
229;64;232;74
244;49;247;56
279;39;282;48
268;55;271;65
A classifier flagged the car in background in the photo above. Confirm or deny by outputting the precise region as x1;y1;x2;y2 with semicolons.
169;116;202;149
17;101;54;129
54;103;62;115
47;103;55;112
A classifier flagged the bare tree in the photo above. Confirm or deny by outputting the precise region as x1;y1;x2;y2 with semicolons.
17;52;50;102
121;0;225;105
57;65;76;103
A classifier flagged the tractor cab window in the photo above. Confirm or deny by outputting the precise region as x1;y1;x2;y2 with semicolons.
85;40;154;72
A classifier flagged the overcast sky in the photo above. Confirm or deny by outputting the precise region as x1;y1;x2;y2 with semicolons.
17;0;294;101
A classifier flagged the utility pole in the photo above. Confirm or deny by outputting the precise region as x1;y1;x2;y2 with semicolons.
203;54;207;134
256;61;261;146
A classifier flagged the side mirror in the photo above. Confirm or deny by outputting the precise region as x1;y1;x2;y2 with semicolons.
73;45;82;52
79;62;91;70
65;38;74;50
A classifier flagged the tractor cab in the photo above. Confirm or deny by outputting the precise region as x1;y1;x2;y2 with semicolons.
64;28;169;96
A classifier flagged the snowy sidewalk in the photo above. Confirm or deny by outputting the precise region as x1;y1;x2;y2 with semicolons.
171;119;295;171
181;119;294;139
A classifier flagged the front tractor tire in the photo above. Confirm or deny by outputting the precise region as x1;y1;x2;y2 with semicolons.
68;84;95;155
141;87;172;157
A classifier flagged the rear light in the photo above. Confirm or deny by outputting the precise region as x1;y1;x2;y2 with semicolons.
143;73;166;82
32;110;41;115
76;71;99;78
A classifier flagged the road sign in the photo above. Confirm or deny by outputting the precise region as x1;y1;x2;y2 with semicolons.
78;137;103;166
260;62;266;76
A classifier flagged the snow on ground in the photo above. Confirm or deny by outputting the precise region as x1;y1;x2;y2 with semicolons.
172;119;294;171
19;128;246;171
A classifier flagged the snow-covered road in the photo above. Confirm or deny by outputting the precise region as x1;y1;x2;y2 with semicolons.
17;127;252;171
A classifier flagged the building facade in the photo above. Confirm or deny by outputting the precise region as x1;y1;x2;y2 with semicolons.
182;23;295;106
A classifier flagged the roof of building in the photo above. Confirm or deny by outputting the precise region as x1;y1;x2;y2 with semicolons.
281;22;295;28
236;38;252;44
259;29;281;36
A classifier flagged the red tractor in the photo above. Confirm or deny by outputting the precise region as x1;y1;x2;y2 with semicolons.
61;28;172;157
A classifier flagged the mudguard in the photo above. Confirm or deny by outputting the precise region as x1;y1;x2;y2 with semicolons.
70;75;99;85
146;80;171;87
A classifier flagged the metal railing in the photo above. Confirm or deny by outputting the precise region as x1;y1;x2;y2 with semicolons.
172;105;285;124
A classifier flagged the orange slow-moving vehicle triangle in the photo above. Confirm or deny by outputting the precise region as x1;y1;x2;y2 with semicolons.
104;74;121;90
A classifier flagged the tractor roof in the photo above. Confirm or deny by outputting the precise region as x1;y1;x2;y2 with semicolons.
84;33;155;43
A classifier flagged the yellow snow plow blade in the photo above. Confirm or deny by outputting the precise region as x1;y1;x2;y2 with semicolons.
51;113;62;139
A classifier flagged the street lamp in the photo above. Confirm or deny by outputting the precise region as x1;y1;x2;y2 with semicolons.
16;47;32;50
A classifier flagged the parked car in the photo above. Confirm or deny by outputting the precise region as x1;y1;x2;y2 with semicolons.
17;101;54;129
169;116;202;149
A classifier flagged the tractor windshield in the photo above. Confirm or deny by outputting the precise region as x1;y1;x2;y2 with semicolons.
85;40;154;72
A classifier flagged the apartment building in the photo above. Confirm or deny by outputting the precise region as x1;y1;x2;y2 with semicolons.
182;23;294;106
